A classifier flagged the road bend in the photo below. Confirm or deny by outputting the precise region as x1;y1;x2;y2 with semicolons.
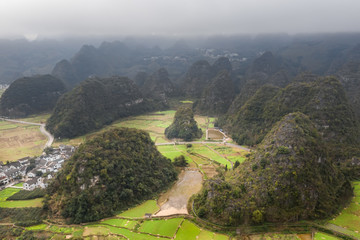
0;117;54;149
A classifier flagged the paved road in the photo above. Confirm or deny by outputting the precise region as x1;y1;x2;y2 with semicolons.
155;140;250;152
0;117;54;149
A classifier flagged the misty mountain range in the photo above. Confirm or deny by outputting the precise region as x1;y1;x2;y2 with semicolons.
2;33;360;86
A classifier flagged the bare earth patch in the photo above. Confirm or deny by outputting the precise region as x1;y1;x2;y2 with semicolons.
155;170;203;216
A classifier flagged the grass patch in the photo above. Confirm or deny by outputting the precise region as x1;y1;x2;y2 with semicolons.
180;100;193;104
104;225;169;240
314;232;340;240
0;188;20;201
101;218;138;229
1;198;43;208
138;218;183;237
175;219;201;240
19;113;51;124
329;181;360;238
48;225;80;234
25;224;48;231
0;122;18;130
13;182;24;187
118;200;159;218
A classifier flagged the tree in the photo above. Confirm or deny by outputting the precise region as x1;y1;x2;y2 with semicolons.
252;210;264;224
165;107;202;141
173;155;189;167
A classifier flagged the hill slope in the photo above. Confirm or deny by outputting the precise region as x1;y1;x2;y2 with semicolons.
45;128;177;223
0;75;66;117
46;76;151;138
194;112;352;225
165;107;202;141
195;70;236;115
223;76;359;146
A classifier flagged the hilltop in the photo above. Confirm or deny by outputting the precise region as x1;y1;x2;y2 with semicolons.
194;112;352;225
46;76;151;138
165;107;202;141
222;76;360;147
0;75;66;118
45;128;177;223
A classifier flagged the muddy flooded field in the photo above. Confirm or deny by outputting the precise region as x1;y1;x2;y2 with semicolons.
208;129;225;140
155;170;203;216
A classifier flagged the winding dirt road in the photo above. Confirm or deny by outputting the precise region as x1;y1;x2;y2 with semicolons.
0;117;54;149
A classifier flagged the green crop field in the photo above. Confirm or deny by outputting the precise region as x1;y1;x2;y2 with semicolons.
314;232;340;240
1;198;43;208
0;187;43;208
118;200;159;218
0;188;20;201
19;113;51;124
105;225;169;240
25;224;48;231
138;218;183;237
13;182;24;187
101;218;139;230
175;219;202;240
328;181;360;238
191;144;231;167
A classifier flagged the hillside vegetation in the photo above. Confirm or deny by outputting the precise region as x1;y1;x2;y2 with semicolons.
45;128;177;223
46;76;152;138
165;107;202;141
194;112;352;225
0;75;66;117
222;76;360;147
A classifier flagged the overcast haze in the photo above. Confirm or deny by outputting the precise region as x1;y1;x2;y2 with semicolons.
1;0;360;39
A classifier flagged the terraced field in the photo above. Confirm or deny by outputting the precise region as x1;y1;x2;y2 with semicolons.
0;187;43;208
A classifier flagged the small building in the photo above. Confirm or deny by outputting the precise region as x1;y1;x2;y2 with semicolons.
23;178;38;191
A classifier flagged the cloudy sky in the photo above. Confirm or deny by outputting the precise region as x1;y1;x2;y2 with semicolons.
0;0;359;39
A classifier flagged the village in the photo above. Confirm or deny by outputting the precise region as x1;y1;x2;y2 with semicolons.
0;145;74;191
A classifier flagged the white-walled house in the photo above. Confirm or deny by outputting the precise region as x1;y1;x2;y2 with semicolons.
23;178;38;191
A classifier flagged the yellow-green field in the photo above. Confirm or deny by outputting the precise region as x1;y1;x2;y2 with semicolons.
53;110;213;147
0;121;46;162
0;187;43;208
327;181;360;239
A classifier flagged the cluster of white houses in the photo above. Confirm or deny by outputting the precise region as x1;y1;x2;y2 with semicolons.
0;145;75;190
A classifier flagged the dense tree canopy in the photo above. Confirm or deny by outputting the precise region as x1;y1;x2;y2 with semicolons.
165;107;202;141
46;76;153;138
0;75;66;117
45;128;177;223
194;112;352;225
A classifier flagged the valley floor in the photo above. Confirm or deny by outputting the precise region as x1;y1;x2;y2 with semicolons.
0;107;359;239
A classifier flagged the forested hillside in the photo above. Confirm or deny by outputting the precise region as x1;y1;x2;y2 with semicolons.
46;76;151;138
222;76;360;147
165;107;202;141
45;128;177;223
194;112;352;225
0;75;66;117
